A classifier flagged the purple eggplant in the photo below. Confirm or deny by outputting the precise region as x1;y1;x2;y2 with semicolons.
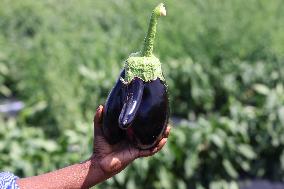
103;3;169;149
126;78;169;149
119;78;144;129
102;69;126;144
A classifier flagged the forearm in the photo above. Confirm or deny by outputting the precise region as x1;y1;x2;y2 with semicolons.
16;159;109;189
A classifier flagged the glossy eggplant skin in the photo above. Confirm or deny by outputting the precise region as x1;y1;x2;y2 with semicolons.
129;78;169;149
102;70;126;144
103;72;169;149
119;78;144;129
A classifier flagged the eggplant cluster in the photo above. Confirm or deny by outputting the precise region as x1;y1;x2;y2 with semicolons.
102;3;169;149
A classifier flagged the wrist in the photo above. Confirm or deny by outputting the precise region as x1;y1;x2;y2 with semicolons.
80;157;111;187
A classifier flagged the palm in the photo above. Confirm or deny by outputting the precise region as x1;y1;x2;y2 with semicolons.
92;105;170;175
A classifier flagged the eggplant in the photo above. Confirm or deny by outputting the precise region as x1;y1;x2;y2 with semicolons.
102;70;126;144
103;3;169;149
119;77;144;129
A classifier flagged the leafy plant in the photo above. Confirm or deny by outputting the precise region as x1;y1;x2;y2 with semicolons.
0;0;284;188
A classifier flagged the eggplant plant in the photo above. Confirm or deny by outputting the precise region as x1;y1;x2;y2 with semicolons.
103;3;169;149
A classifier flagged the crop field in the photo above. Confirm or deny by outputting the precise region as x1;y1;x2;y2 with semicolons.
0;0;284;188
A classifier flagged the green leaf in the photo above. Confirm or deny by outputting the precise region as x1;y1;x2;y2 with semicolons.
210;134;224;148
184;153;198;178
229;181;239;189
223;160;238;178
42;141;58;152
115;170;126;185
126;179;136;189
240;161;250;171
278;107;284;125
237;144;256;160
280;151;284;170
177;180;187;189
253;84;270;95
158;167;172;189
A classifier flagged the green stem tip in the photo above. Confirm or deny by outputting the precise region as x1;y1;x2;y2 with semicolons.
141;3;166;57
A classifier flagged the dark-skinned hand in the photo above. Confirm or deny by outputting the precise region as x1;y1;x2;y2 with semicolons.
91;105;170;177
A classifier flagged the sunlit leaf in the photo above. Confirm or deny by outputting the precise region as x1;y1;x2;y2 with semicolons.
223;160;238;178
237;145;256;160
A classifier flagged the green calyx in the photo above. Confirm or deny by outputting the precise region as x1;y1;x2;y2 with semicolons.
125;53;164;82
124;3;166;83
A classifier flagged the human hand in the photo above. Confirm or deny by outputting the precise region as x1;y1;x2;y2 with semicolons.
16;105;170;189
91;105;170;177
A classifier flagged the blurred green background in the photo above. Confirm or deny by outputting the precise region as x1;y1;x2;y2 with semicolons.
1;0;284;188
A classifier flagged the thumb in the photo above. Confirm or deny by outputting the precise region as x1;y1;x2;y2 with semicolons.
94;105;104;137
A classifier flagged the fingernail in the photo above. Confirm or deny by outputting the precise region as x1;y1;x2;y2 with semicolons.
152;147;158;153
97;105;102;112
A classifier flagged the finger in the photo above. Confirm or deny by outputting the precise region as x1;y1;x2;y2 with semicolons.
94;105;103;126
94;105;104;136
138;138;167;157
152;138;167;153
163;126;171;138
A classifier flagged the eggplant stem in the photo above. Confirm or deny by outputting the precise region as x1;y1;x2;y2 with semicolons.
141;3;166;57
